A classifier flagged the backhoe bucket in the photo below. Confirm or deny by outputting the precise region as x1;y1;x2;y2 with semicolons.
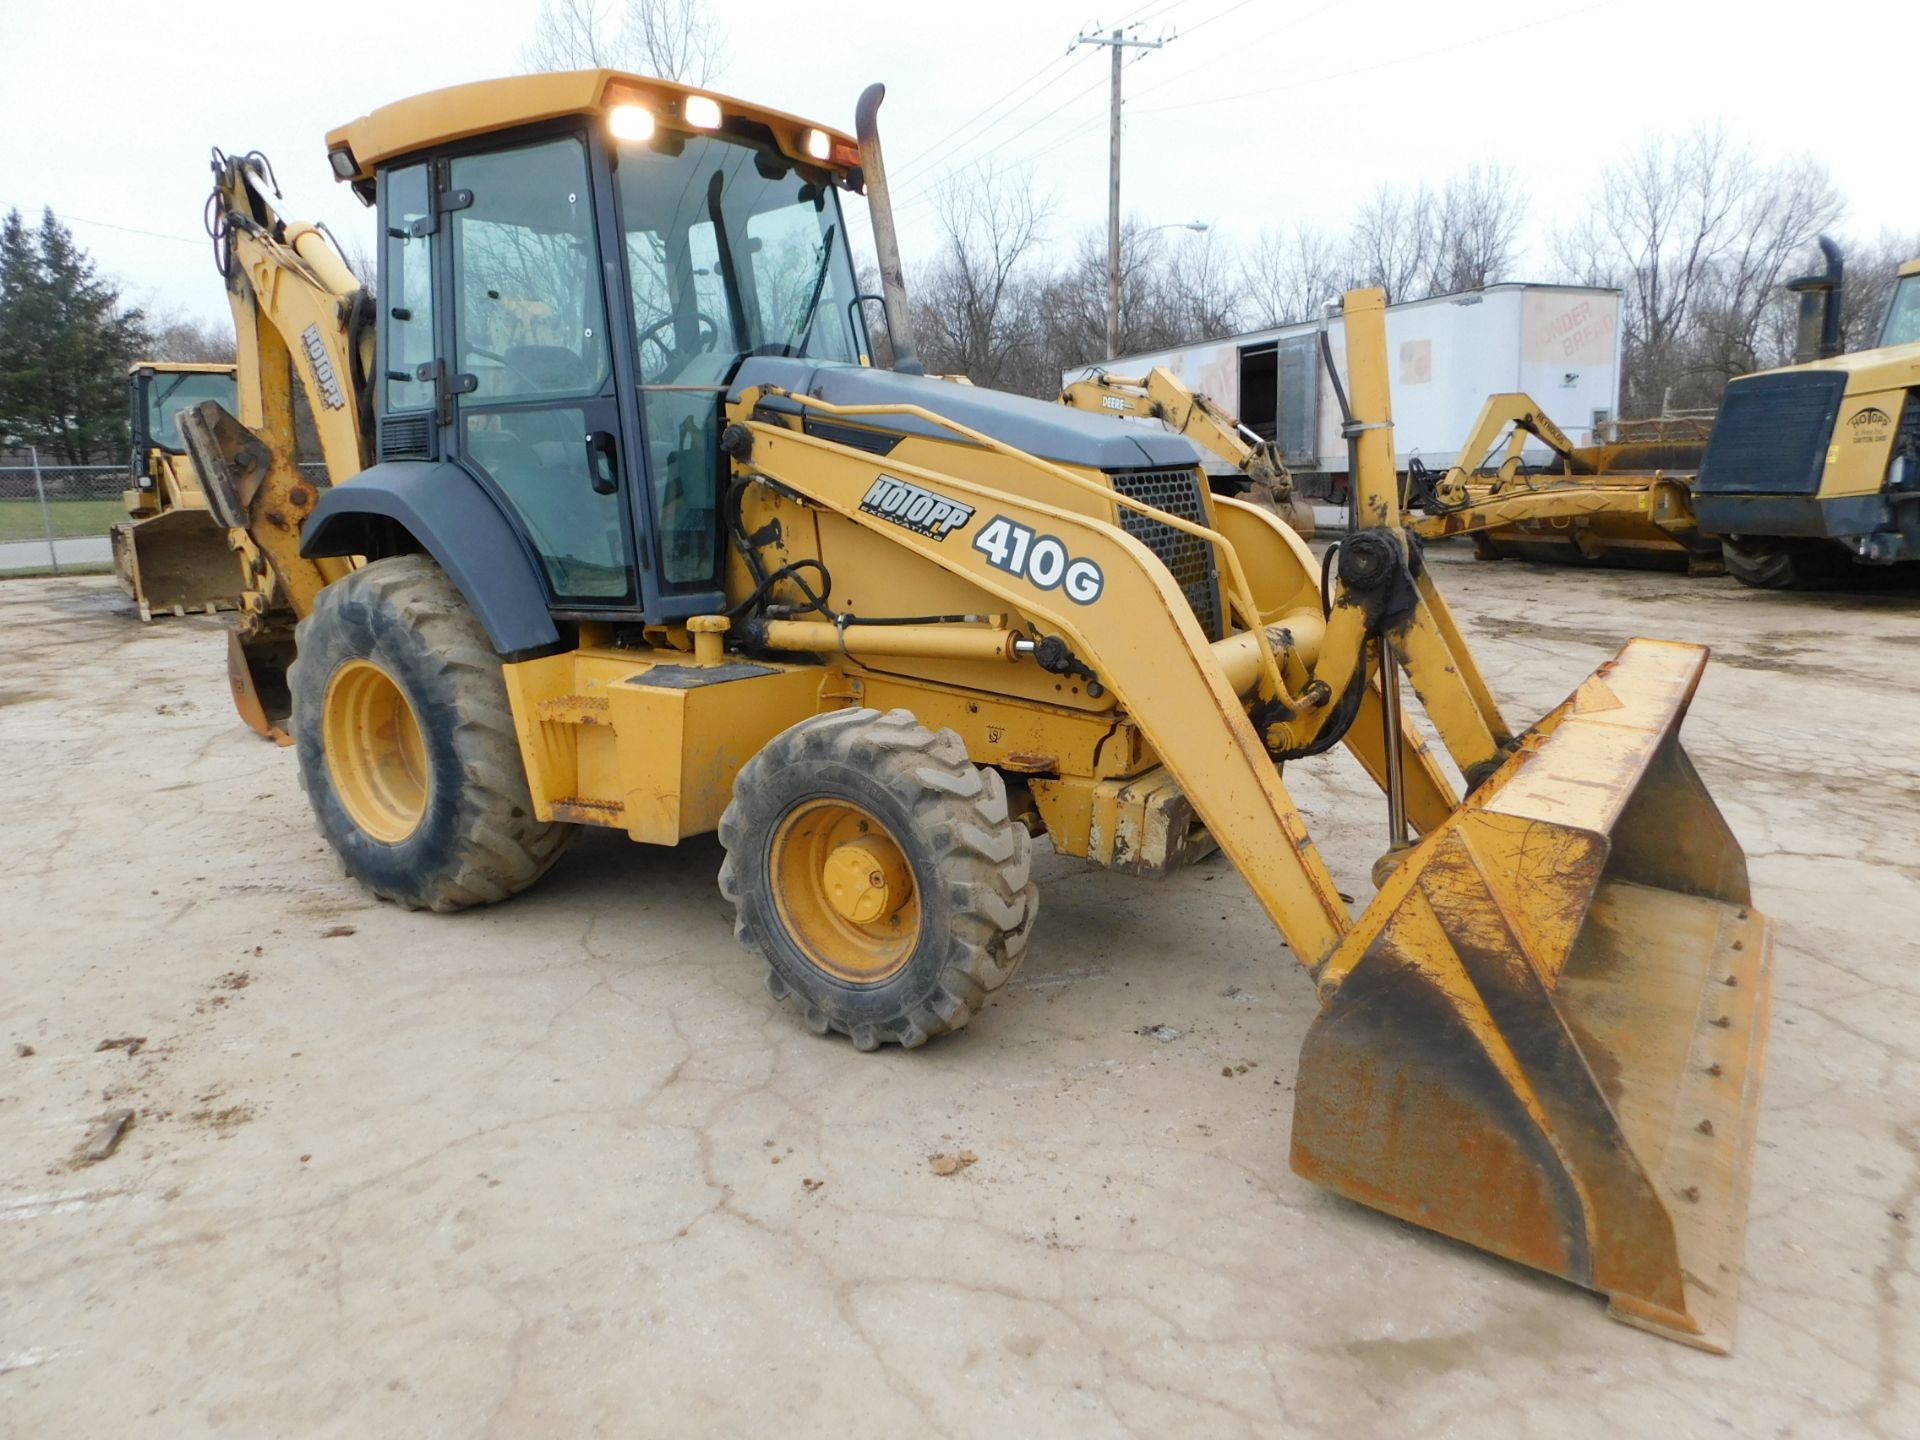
110;510;245;621
1292;638;1772;1352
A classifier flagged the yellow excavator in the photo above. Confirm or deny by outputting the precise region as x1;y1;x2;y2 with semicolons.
183;70;1773;1351
1059;368;1316;538
112;361;250;618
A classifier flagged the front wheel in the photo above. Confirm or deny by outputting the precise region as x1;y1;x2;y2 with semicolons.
718;708;1038;1051
289;555;574;911
1720;537;1847;590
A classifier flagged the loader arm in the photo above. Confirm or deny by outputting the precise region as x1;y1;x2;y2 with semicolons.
736;402;1354;963
1061;369;1294;500
179;151;375;740
744;290;1771;1349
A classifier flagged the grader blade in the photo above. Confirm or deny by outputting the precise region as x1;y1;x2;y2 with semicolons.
1292;638;1772;1352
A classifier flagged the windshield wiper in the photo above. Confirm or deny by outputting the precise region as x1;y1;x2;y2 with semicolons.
784;224;837;357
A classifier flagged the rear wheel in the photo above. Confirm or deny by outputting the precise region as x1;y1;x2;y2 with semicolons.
290;555;574;911
718;708;1038;1051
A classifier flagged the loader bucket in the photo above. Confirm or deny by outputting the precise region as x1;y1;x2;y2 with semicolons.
1292;638;1772;1352
110;509;245;620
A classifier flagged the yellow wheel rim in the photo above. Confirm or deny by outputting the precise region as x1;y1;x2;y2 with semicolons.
323;659;429;844
769;799;919;985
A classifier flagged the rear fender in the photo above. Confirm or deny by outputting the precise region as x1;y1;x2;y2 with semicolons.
300;461;563;661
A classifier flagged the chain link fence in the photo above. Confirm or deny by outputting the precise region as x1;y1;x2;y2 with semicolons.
0;454;328;576
0;459;126;575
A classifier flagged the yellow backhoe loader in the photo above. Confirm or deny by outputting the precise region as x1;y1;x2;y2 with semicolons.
182;71;1773;1351
112;361;250;619
1059;368;1316;537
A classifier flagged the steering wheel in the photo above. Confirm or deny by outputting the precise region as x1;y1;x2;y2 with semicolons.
636;311;722;381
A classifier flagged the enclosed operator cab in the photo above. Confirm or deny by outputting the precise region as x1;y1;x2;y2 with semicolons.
127;362;237;515
1693;257;1920;584
310;73;875;635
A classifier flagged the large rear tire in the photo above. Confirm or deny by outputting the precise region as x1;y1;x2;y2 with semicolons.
289;555;574;912
718;708;1038;1051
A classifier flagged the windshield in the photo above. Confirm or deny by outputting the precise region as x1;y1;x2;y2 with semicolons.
614;132;865;383
1880;274;1920;349
146;371;235;452
614;131;866;586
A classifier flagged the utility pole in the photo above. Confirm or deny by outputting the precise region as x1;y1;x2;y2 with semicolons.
1073;24;1171;359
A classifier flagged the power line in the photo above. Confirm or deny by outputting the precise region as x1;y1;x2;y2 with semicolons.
1125;0;1346;104
3;205;204;248
888;0;1179;188
1133;0;1624;116
886;50;1086;182
887;0;1313;217
890;68;1116;212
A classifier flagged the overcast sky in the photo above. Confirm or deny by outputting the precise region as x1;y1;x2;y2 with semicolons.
2;0;1913;330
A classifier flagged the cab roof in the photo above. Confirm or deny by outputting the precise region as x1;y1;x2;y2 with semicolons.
129;361;236;377
324;70;859;183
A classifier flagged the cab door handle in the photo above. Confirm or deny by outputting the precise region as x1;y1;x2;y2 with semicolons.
586;430;619;495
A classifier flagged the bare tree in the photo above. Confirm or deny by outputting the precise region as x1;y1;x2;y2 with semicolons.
145;308;237;364
1158;229;1245;345
522;0;726;83
1037;220;1185;374
911;168;1052;392
1429;164;1526;295
1241;224;1349;327
1554;123;1842;413
626;0;726;84
1349;184;1434;303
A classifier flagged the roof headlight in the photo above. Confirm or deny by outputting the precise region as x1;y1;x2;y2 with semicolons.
608;104;656;142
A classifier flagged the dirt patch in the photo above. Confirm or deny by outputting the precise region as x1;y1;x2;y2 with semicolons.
189;1103;256;1135
95;1036;147;1057
1470;615;1623;648
214;971;252;991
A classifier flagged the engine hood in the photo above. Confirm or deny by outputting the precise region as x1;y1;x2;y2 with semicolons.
729;359;1208;472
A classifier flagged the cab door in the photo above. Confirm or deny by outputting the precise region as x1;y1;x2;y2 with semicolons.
444;132;639;608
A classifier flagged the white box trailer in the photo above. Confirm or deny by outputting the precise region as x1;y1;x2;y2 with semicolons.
1064;283;1624;487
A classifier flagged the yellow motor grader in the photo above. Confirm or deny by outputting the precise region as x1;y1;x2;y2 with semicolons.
182;70;1773;1351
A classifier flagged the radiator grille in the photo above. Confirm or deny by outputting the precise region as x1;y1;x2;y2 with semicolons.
379;412;433;461
1696;370;1848;496
1105;465;1222;637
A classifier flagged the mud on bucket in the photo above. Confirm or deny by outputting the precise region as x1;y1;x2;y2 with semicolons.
1291;638;1773;1353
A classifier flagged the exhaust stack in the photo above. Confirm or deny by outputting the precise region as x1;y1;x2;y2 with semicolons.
1787;235;1845;363
854;84;923;375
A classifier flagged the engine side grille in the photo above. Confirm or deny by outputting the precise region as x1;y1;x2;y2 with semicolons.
1105;465;1222;638
379;412;434;462
1696;370;1849;496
